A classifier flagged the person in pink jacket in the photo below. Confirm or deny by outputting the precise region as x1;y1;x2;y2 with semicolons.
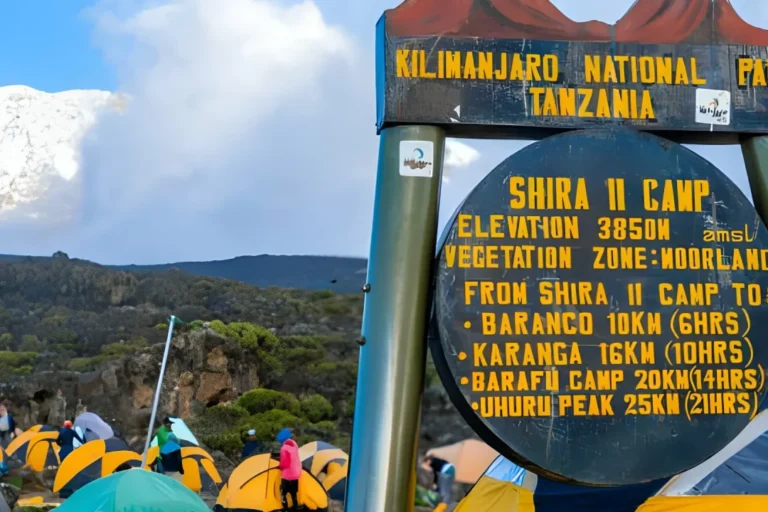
277;429;301;509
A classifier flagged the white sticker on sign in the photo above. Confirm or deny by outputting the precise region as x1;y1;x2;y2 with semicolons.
695;88;731;126
399;141;434;178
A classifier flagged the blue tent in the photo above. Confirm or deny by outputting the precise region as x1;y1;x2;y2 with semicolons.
657;409;768;496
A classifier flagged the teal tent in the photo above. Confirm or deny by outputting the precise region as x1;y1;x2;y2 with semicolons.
55;468;209;512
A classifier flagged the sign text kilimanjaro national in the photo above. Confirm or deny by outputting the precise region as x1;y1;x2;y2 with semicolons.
375;0;768;141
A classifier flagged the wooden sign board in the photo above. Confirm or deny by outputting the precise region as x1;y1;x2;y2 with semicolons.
376;0;768;141
431;128;768;485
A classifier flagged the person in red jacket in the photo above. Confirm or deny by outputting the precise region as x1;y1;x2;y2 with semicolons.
277;428;301;510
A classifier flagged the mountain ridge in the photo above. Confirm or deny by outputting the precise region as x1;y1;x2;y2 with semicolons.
0;253;368;293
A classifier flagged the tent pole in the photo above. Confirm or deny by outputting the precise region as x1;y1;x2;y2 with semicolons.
344;125;445;512
140;315;177;467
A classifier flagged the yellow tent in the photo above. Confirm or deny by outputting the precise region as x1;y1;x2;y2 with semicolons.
144;445;222;493
320;460;347;501
299;441;348;502
215;453;329;511
455;476;534;512
636;496;767;512
25;432;60;472
6;425;56;463
454;456;533;512
54;438;142;497
299;441;348;476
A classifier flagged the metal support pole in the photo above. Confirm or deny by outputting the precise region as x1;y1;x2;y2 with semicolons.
141;315;177;467
344;126;446;512
741;136;768;223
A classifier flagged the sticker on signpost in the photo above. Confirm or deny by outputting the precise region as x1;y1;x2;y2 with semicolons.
399;141;434;177
695;88;731;126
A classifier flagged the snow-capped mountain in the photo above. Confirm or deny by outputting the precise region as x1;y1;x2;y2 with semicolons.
0;85;123;216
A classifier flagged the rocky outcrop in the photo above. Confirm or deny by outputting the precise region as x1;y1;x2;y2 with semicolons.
0;329;259;438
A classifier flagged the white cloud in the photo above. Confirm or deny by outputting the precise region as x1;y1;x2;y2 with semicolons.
442;139;482;184
445;139;481;169
60;0;374;263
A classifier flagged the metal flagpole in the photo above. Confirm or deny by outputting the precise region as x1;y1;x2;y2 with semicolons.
141;315;177;467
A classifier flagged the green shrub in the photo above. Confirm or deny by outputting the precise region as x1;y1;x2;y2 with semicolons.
12;365;33;376
211;321;285;383
188;404;249;439
295;434;318;446
0;351;39;369
68;358;93;372
19;335;44;352
205;404;249;423
68;355;109;372
300;394;334;423
210;321;278;350
237;389;299;416
201;433;242;460
238;409;305;442
155;323;168;330
345;398;355;419
311;290;334;300
331;434;351;453
320;302;348;316
425;365;440;388
0;333;14;350
101;336;148;357
307;420;337;439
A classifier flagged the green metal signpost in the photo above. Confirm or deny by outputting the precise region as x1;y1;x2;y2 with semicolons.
347;1;768;510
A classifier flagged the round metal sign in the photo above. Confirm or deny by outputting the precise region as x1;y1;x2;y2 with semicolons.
431;128;768;485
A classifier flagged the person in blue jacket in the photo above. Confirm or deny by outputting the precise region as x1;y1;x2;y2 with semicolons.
241;429;263;460
0;404;16;449
56;420;84;461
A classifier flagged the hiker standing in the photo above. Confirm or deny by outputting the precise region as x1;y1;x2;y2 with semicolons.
277;429;301;510
0;405;15;449
56;421;84;461
241;429;262;461
153;417;173;474
425;455;456;505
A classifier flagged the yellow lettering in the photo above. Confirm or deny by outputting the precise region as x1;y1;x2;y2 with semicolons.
397;49;411;78
643;179;709;212
578;88;593;117
738;58;755;86
526;54;541;81
585;55;600;83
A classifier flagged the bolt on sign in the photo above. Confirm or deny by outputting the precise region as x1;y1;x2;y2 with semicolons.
376;0;768;142
372;0;768;487
430;128;768;485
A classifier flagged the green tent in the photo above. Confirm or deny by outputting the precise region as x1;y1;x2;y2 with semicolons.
56;468;210;512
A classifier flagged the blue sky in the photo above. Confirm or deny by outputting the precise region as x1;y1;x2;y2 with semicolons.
0;0;766;264
0;1;114;92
